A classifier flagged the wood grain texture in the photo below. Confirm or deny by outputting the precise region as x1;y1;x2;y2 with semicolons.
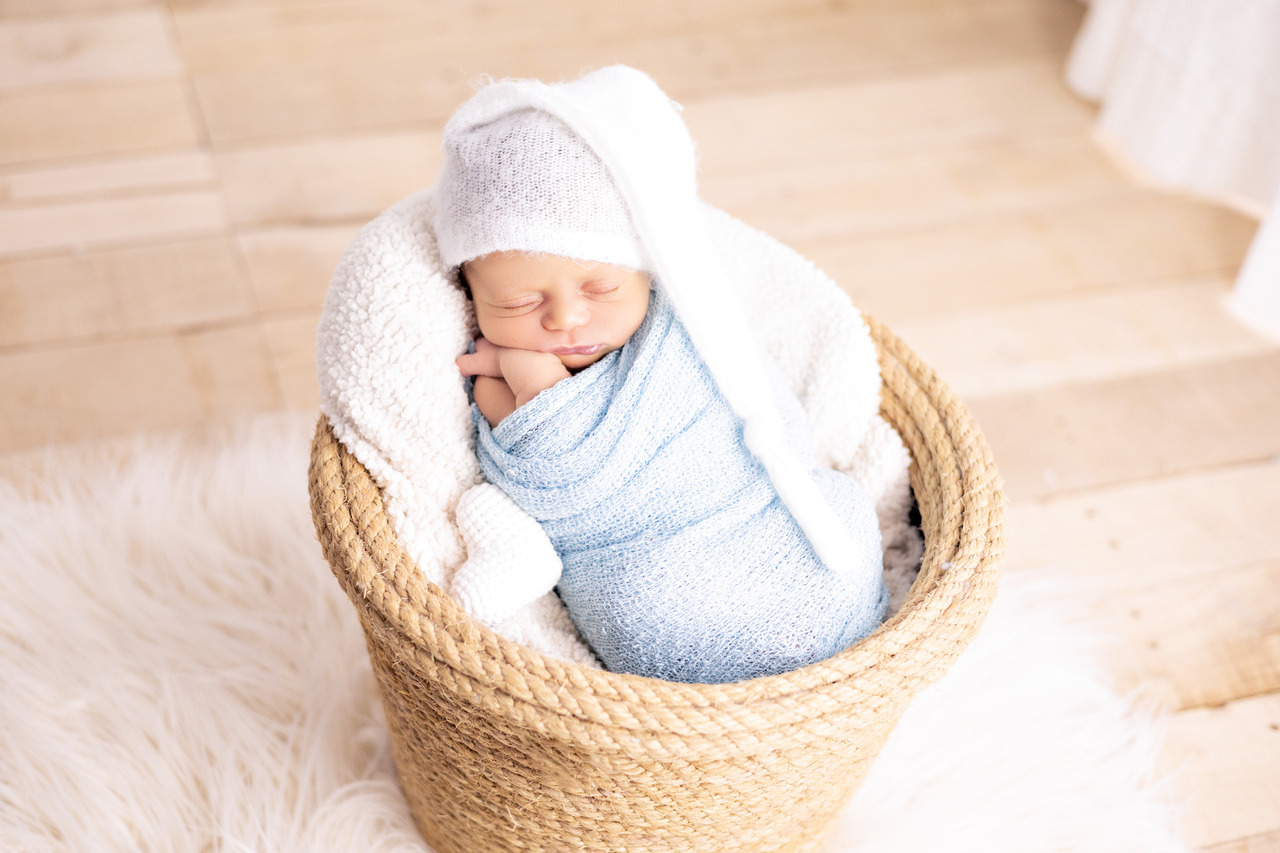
0;0;147;16
2;150;216;201
892;276;1277;398
1082;559;1280;710
1207;829;1280;853
1005;461;1280;590
1163;694;1280;849
0;10;181;90
237;224;359;312
683;57;1094;174
703;134;1129;245
0;326;279;448
216;131;437;226
0;237;252;348
0;190;226;256
1003;460;1280;710
0;81;198;167
176;0;1081;143
969;352;1280;500
261;309;322;410
812;193;1257;323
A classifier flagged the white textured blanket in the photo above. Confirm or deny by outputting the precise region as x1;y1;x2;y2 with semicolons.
316;190;922;664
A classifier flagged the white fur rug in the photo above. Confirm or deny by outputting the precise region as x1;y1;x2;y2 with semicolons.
0;414;1193;852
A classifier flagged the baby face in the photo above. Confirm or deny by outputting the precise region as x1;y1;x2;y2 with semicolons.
464;251;652;371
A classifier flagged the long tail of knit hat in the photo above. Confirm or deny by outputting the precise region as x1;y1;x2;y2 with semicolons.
436;65;868;577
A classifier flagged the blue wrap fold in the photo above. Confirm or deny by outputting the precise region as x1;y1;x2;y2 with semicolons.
473;290;888;683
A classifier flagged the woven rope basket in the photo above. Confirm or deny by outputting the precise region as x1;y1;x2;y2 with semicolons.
308;315;1004;853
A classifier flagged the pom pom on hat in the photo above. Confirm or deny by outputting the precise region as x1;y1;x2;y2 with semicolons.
434;107;649;272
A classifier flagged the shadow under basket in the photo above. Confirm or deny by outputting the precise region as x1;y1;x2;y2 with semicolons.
307;316;1004;853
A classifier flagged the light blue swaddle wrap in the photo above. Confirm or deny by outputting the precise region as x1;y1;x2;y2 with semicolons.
472;289;889;684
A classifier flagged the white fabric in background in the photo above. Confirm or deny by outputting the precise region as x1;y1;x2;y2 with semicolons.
1067;0;1280;338
1230;194;1280;339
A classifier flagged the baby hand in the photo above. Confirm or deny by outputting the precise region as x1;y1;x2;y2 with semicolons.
456;338;572;426
457;338;568;399
496;348;570;405
455;337;504;378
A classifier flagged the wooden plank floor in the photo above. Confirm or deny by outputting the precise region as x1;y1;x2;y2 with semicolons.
2;1;1277;848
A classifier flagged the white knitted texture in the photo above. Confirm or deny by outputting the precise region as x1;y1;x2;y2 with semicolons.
451;483;562;626
433;108;647;271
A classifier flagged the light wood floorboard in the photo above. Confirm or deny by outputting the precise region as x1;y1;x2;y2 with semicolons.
0;9;181;89
969;352;1280;500
0;80;198;166
1206;829;1280;853
893;276;1277;398
0;236;252;348
1164;694;1280;848
817;193;1257;323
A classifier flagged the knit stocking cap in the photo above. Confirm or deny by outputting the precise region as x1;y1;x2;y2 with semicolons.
435;66;868;577
434;107;648;271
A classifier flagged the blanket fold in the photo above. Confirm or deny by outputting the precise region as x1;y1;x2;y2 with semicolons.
474;290;888;683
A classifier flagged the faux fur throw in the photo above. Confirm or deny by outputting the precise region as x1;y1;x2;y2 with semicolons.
0;416;1194;852
316;191;921;665
472;289;888;682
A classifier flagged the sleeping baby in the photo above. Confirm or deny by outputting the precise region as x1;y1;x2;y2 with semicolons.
437;67;890;684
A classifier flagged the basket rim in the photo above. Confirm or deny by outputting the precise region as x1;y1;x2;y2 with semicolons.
309;315;1004;723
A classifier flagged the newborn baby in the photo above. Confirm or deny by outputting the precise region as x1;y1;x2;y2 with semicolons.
455;251;651;429
436;67;889;683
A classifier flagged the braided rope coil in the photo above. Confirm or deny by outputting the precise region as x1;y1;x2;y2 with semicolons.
308;318;1004;853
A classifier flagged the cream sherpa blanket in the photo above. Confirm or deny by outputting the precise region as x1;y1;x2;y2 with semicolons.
316;190;920;665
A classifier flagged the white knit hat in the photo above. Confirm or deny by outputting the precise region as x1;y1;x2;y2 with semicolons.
434;107;648;271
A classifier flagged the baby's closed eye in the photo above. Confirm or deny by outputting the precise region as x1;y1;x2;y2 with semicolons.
492;297;541;314
583;282;622;298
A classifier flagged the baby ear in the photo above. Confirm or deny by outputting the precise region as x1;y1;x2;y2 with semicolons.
455;264;473;300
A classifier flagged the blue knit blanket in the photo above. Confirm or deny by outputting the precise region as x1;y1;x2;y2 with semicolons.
472;290;888;683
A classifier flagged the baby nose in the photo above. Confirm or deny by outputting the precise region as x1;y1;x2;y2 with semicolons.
544;299;589;330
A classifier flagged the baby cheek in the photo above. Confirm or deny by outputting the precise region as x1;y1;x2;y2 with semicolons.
477;314;532;348
621;306;649;339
